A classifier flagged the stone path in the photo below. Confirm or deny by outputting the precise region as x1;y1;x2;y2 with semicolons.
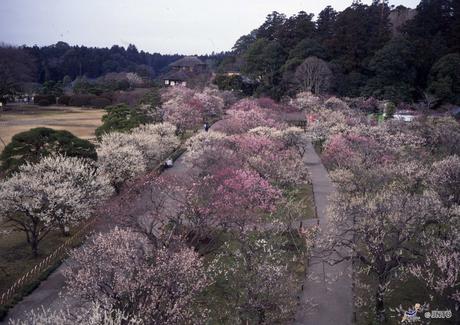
294;141;353;325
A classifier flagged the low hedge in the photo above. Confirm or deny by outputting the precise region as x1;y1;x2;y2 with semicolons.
68;94;95;107
68;95;112;108
57;95;71;106
89;97;111;108
33;95;56;106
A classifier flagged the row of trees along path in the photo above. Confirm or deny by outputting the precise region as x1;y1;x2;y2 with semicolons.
0;129;201;324
2;124;354;324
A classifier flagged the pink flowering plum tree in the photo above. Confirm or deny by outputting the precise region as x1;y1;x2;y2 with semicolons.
161;86;226;132
213;108;283;135
229;133;309;186
163;100;204;134
211;167;282;231
192;90;225;119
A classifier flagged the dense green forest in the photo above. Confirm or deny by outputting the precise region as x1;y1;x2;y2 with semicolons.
0;42;227;97
1;0;459;106
219;0;460;104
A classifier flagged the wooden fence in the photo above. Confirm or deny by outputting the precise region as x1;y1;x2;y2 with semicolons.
0;219;95;306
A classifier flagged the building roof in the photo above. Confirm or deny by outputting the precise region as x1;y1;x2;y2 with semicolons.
163;70;192;81
170;56;205;68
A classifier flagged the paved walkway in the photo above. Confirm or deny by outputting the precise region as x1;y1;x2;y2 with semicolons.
294;141;353;325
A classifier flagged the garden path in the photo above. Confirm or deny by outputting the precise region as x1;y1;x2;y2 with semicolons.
293;141;354;325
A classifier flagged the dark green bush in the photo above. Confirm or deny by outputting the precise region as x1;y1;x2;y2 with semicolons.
38;99;50;106
33;95;56;105
57;95;71;105
68;94;96;107
0;127;97;175
89;97;112;108
95;104;148;138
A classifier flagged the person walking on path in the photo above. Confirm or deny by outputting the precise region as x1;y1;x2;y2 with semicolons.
204;122;209;132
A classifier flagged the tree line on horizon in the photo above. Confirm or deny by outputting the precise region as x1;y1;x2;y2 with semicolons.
219;0;460;105
0;42;228;99
1;0;459;107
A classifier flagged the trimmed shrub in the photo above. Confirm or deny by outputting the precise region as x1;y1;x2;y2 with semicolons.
95;104;148;138
0;127;97;175
89;97;112;108
38;99;50;106
33;95;56;105
57;95;71;105
69;94;96;107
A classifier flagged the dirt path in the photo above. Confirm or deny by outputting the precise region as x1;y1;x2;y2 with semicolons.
294;141;353;325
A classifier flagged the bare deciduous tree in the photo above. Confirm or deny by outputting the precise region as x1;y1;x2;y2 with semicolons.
294;56;332;94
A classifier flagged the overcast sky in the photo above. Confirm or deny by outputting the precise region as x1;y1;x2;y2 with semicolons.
1;0;419;55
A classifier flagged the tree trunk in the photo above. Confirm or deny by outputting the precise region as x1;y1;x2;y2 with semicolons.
375;278;386;323
31;237;39;257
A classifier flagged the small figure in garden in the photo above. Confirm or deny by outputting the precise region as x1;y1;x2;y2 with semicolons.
165;158;173;168
204;122;210;132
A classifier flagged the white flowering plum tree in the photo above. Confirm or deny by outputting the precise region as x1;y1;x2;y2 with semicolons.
64;227;210;324
0;155;112;256
209;233;301;324
321;189;444;322
427;155;460;206
97;137;147;192
9;302;143;325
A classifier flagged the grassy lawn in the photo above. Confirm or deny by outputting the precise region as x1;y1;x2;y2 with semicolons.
0;229;69;293
272;183;316;223
288;183;316;219
0;104;104;146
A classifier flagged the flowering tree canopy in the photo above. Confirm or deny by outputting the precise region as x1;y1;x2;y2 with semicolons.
97;138;147;191
64;227;210;324
97;122;179;190
0;155;112;255
9;303;143;325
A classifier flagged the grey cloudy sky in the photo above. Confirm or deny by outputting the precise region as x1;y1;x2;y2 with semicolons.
1;0;419;55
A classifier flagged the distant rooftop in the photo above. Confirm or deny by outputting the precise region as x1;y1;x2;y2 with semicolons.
163;70;192;81
170;56;205;68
